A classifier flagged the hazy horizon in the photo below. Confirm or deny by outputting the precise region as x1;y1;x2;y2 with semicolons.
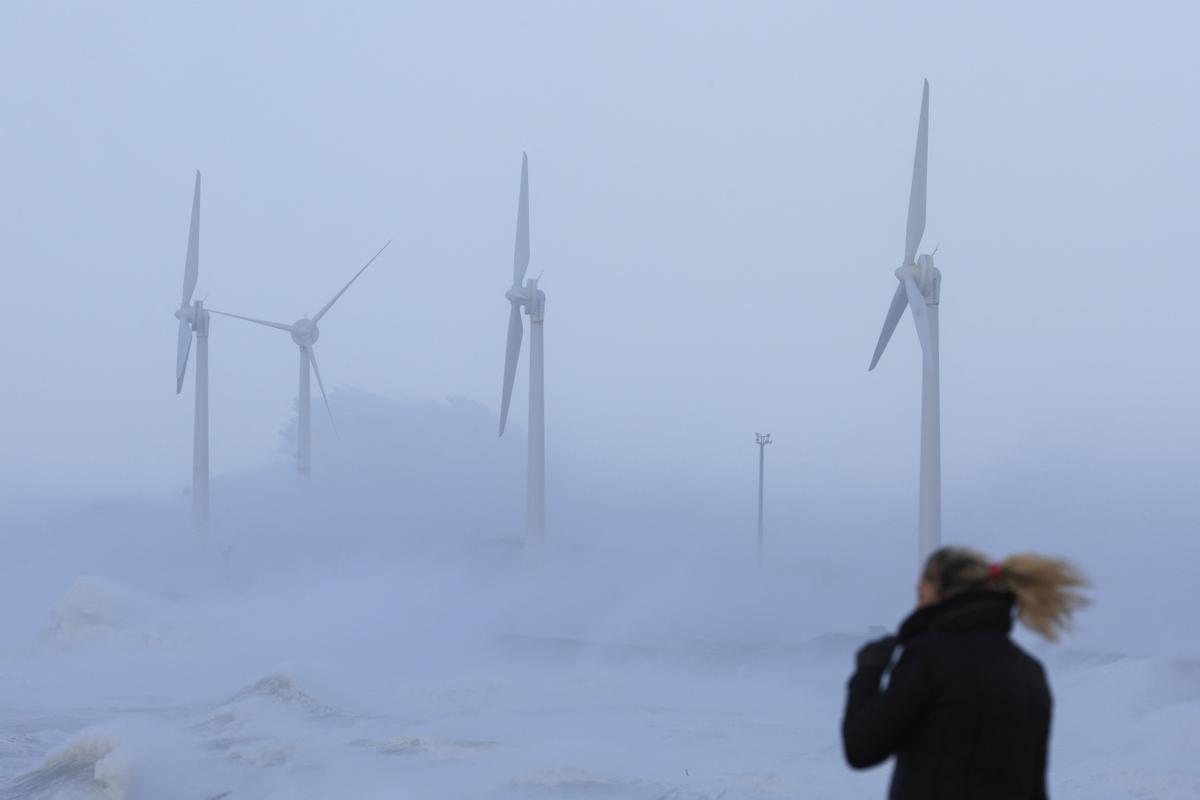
2;1;1196;503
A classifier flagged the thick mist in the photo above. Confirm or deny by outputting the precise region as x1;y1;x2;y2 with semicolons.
0;1;1196;498
1;394;1196;797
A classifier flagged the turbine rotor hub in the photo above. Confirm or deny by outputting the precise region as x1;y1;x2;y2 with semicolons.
175;300;209;333
895;259;941;303
506;280;546;321
291;318;319;346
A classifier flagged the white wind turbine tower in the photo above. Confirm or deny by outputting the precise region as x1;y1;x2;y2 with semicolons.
868;79;942;562
498;154;546;542
173;171;210;528
212;240;391;477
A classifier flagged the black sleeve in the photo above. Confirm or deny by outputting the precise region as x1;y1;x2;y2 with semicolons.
1034;666;1053;800
842;641;938;769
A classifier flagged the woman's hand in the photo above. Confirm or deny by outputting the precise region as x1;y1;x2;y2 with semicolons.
856;635;898;673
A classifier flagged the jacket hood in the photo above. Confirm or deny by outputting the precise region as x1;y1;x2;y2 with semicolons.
898;589;1016;645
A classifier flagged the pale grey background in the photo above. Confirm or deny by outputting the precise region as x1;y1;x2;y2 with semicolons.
1;1;1196;616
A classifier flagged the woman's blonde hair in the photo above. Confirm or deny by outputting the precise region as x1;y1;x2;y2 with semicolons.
922;546;1090;641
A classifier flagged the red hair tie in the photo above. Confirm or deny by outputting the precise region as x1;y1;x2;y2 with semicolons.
988;563;1003;579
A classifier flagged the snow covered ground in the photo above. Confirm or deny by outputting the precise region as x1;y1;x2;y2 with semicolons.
3;548;1197;799
1;397;1196;799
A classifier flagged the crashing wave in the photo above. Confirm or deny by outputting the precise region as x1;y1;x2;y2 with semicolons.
2;729;131;800
222;673;337;716
193;672;343;770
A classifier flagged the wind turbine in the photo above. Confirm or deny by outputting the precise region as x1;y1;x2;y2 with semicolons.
868;79;942;562
211;240;391;477
174;171;210;528
498;153;546;542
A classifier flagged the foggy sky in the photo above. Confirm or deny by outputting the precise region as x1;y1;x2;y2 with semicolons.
1;0;1196;514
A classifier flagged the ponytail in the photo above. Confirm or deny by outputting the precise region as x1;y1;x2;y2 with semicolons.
923;547;1090;641
999;553;1090;641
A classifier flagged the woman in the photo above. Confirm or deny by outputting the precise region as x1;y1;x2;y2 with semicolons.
842;547;1089;799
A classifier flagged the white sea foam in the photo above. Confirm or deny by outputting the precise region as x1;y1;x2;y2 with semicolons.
5;727;133;800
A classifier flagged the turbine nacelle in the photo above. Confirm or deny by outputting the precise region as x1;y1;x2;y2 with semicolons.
175;299;209;331
506;279;545;321
917;254;941;305
290;318;319;347
528;283;546;322
894;256;941;304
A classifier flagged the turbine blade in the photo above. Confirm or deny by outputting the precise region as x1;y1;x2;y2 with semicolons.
176;317;193;394
512;153;530;288
313;240;392;323
308;347;337;436
182;171;201;306
498;303;523;436
903;273;932;353
869;282;908;371
904;80;929;264
208;309;295;332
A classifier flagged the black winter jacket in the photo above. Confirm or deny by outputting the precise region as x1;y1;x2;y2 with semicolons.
842;591;1052;799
